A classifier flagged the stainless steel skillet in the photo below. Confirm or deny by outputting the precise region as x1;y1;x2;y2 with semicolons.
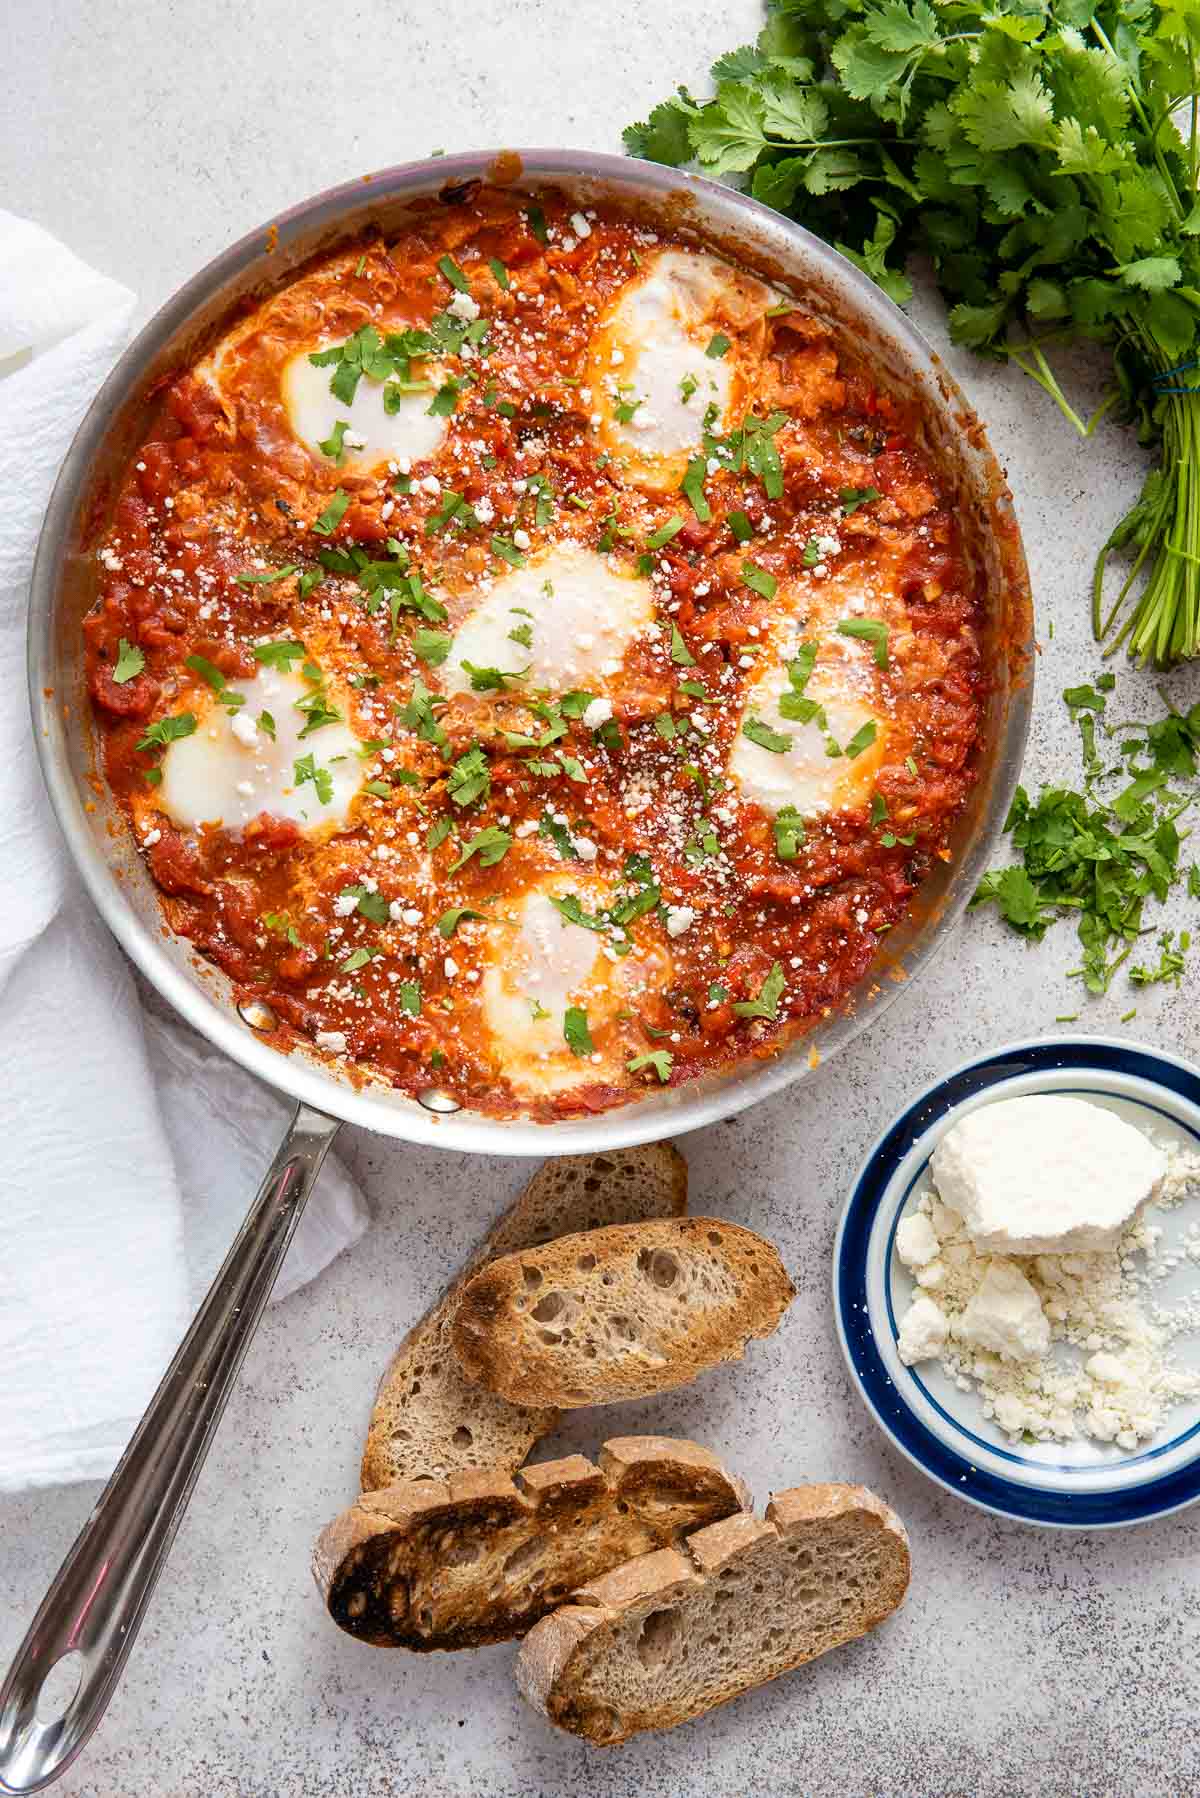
1;149;1033;1792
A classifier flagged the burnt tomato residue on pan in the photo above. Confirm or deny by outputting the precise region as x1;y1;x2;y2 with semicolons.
84;190;987;1120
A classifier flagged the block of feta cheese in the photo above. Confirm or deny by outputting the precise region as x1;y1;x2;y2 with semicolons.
896;1295;949;1366
958;1260;1051;1361
929;1094;1166;1255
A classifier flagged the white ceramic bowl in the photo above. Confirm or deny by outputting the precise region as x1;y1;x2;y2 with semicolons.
835;1036;1200;1527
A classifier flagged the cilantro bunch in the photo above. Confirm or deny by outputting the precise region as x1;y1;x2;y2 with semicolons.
971;678;1199;996
626;0;1200;664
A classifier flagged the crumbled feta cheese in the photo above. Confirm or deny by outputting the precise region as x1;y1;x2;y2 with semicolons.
664;905;695;938
895;1212;940;1269
230;711;259;750
447;290;480;321
897;1296;949;1365
581;697;613;731
315;1030;348;1055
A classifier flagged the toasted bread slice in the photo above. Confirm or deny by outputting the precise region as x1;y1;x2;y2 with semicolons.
517;1484;910;1744
451;1217;794;1407
361;1146;688;1490
314;1436;749;1651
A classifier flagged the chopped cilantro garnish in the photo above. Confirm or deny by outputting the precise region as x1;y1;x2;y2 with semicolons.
681;457;711;522
412;628;452;665
774;805;805;860
450;826;511;872
438;254;470;293
264;912;300;947
317;420;349;464
727;510;753;544
428;378;464;418
549;893;607;933
539;811;579;860
669;623;695;667
526;205;549;245
646;515;684;550
563;1006;594;1057
398;981;422;1016
112;639;144;685
743;715;790;754
627;1050;673;1081
839;486;880;517
136;711;196;752
293;753;333;805
340;885;389;924
837;617;889;669
706;332;731;359
236;563;299;586
436;906;482;938
732;962;786;1020
312;489;350;536
341;947;377;974
447;744;491;808
488;257;510;289
843;720;878;760
741;561;777;600
491;534;526;568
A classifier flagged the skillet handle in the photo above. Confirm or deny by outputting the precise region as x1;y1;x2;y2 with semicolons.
0;1101;341;1795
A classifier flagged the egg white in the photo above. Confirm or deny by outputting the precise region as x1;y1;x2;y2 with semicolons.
281;348;448;472
443;543;654;700
479;873;665;1097
159;665;362;834
587;248;777;491
729;633;889;820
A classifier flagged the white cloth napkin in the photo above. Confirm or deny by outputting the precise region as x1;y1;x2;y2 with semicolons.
0;209;370;1494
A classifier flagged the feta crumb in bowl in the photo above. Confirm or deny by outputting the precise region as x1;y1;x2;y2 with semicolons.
834;1037;1200;1529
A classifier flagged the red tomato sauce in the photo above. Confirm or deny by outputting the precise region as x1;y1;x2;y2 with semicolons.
84;190;986;1120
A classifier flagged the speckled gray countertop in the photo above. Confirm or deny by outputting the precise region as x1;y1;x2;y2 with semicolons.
4;4;1200;1793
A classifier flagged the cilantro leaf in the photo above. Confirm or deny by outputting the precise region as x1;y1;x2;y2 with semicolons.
563;1006;594;1056
312;489;350;536
112;638;144;685
436;906;482;938
732;962;786;1020
136;711;196;752
627;1050;673;1081
449;826;511;873
743;715;790;754
836;617;889;668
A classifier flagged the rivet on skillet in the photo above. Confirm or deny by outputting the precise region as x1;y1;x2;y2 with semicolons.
417;1086;461;1114
237;998;278;1032
438;177;482;207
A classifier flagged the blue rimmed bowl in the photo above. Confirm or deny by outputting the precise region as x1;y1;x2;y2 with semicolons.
834;1036;1200;1528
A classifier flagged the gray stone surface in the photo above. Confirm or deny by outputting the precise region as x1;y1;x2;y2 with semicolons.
4;3;1200;1793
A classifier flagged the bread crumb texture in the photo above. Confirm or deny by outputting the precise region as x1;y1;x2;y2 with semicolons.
517;1483;909;1744
451;1216;795;1406
361;1145;688;1489
314;1436;746;1651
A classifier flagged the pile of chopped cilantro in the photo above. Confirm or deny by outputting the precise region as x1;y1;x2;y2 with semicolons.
626;0;1200;664
971;676;1199;998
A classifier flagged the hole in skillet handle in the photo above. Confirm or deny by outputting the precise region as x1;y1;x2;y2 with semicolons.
34;1652;84;1726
